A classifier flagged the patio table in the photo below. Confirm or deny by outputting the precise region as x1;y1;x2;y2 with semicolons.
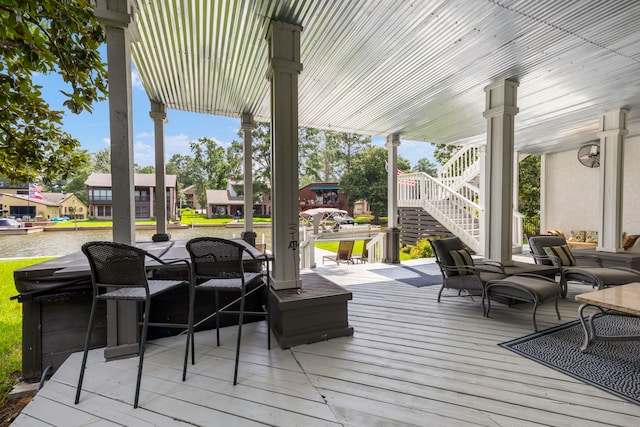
575;282;640;352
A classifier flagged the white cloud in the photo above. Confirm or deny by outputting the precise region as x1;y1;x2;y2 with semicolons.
131;70;144;90
102;138;111;146
136;131;153;139
134;140;154;166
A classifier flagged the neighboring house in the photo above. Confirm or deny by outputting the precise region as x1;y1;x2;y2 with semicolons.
206;189;244;217
86;173;177;220
298;182;347;211
0;192;87;220
181;184;202;211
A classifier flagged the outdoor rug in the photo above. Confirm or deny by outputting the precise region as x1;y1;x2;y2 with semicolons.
499;314;640;405
372;264;442;287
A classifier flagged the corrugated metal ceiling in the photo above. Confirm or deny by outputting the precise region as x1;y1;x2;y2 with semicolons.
131;0;640;154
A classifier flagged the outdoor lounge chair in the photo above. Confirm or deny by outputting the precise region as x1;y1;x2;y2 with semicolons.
352;239;371;264
322;240;355;265
428;237;507;308
527;234;640;296
184;237;270;385
76;241;191;408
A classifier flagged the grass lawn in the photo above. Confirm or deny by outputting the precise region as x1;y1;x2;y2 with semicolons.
315;241;412;261
0;257;55;403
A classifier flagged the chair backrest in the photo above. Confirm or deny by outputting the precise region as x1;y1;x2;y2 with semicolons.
186;237;246;280
526;234;568;265
82;241;149;290
429;237;472;276
336;240;355;261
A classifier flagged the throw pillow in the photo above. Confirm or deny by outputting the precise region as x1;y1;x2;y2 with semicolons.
568;230;586;242
449;248;474;275
543;244;577;266
585;231;598;244
622;234;640;250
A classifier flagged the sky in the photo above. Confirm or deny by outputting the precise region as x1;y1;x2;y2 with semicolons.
37;65;437;169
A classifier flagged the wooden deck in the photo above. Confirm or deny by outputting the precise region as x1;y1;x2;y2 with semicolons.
12;258;640;426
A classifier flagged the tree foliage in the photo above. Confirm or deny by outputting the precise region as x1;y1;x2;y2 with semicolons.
0;1;107;184
340;147;410;220
431;143;460;166
414;157;438;176
298;129;371;185
518;155;541;218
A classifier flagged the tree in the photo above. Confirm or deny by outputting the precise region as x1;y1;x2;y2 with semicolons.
432;143;460;166
60;150;92;205
298;128;372;185
92;148;111;173
135;165;155;174
518;155;540;218
190;137;234;209
339;147;410;220
414;157;438;176
0;1;107;184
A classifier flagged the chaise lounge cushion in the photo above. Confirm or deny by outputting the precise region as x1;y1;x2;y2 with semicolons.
449;249;474;275
543;244;577;266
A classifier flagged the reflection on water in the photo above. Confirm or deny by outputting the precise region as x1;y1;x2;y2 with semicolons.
0;226;272;259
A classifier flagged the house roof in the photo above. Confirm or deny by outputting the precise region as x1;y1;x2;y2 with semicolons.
86;173;177;188
130;1;640;156
206;189;244;206
0;193;74;208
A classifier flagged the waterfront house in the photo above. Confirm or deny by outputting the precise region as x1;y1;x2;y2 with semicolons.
86;173;178;220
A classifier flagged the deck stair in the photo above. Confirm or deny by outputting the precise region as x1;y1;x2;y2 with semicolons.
398;146;523;255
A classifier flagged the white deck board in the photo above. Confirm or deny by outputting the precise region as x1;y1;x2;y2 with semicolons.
12;259;640;427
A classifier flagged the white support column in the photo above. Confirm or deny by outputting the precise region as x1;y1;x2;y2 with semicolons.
241;114;257;245
266;21;303;290
482;80;519;263
384;133;401;264
597;108;628;252
540;154;549;234
150;101;169;241
95;0;139;360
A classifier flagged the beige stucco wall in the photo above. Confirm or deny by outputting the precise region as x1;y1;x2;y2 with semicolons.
543;135;640;238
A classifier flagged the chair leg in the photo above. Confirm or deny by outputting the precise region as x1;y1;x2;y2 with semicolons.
437;285;445;302
134;300;151;409
75;297;99;404
183;284;196;381
215;289;221;347
233;286;246;385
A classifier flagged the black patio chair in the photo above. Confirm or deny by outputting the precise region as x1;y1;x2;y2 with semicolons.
527;234;640;296
184;237;270;385
428;237;507;310
75;241;190;408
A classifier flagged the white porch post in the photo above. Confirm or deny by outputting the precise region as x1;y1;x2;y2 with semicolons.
150;100;169;241
241;114;257;245
266;21;303;290
482;80;519;263
540;154;549;234
597;108;628;252
95;0;138;359
384;133;401;264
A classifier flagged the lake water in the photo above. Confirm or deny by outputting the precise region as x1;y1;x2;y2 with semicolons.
0;226;272;259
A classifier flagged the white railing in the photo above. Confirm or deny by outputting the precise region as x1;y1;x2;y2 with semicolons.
438;146;480;191
367;232;386;263
398;172;481;253
398;171;524;254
